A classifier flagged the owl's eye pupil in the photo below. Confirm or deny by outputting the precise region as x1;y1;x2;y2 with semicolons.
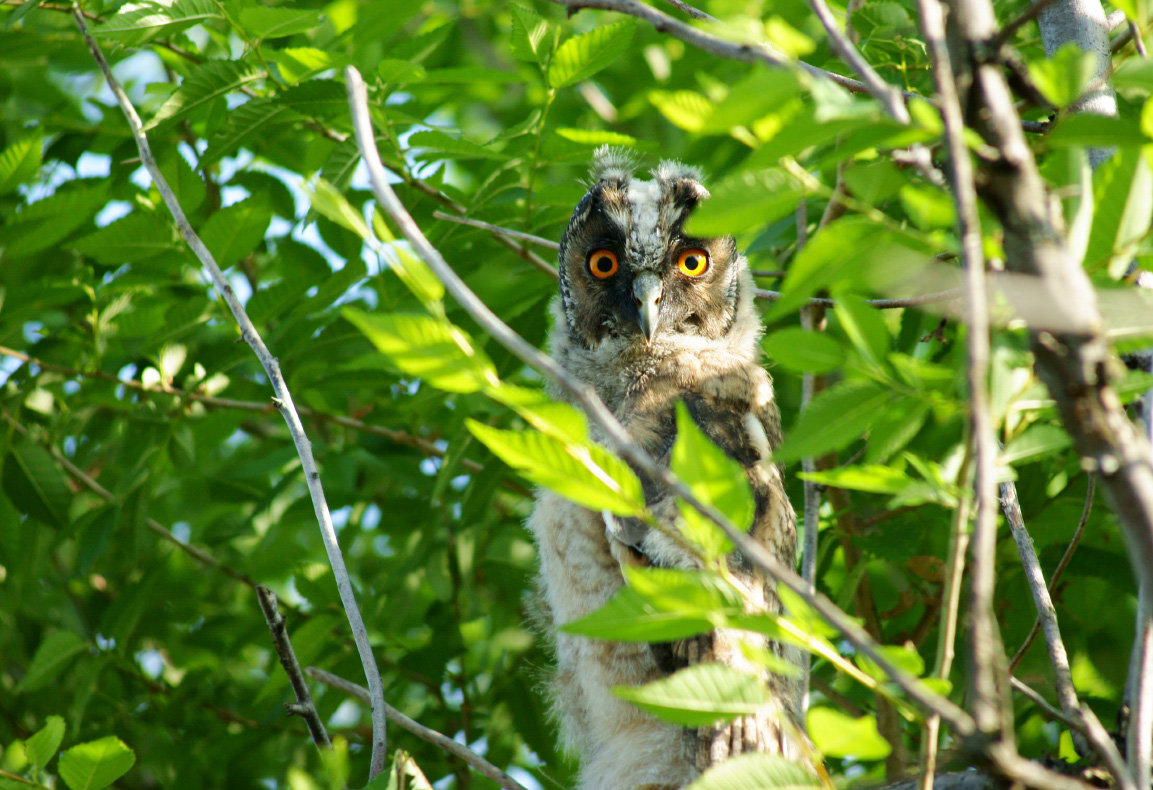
684;255;700;271
595;256;612;272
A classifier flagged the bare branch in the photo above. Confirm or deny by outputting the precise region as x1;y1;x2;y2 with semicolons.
804;0;911;122
432;211;561;251
994;0;1062;46
545;0;922;103
345;64;980;737
657;0;714;19
256;586;332;750
756;288;964;308
1128;587;1153;789
306;667;530;790
919;0;1009;760
1001;483;1131;786
1008;476;1094;671
1010;676;1089;736
73;10;388;777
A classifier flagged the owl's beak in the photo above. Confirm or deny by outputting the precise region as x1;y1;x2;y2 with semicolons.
632;274;663;343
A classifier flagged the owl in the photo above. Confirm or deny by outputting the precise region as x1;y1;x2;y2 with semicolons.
526;147;809;789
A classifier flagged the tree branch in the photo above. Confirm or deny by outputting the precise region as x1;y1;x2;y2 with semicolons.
546;0;921;103
1008;476;1094;673
306;667;529;790
256;586;332;750
1000;483;1131;786
73;9;388;777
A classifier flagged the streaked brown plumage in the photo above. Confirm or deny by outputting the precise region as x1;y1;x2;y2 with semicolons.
528;148;808;788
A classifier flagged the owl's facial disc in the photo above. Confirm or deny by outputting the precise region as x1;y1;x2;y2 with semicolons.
632;272;663;342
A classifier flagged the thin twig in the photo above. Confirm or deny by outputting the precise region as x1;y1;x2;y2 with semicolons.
306;667;530;790
920;0;1004;744
432;210;560;278
1000;481;1086;753
1132;21;1149;57
1000;483;1131;785
994;0;1062;47
920;451;973;790
256;586;332;750
73;10;388;777
432;211;560;251
346;65;978;735
546;0;922;103
1009;676;1089;736
657;0;715;19
804;0;910;122
1;410;259;589
756;288;963;308
798;199;820;715
1009;475;1094;671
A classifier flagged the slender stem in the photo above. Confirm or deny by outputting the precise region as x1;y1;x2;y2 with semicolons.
798;198;821;715
756;288;963;308
1009;476;1094;672
256;586;332;750
920;452;972;790
307;668;530;790
1000;483;1131;786
1009;676;1089;735
432;211;560;251
73;10;388;777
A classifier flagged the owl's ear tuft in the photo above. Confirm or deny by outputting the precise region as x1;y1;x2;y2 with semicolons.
590;145;636;185
654;159;704;186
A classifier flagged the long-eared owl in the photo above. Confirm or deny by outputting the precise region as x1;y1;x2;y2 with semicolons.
526;148;808;789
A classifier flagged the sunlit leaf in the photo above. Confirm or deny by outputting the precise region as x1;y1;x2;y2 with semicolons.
147;61;266;130
687;753;819;790
613;663;767;726
547;20;636;88
806;708;891;760
25;715;66;772
58;737;135;790
0;131;41;195
762;328;845;374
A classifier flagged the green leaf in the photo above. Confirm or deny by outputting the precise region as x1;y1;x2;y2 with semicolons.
555;128;639;146
687;753;820;790
561;585;716;641
770;217;928;317
762;328;845;374
384;242;445;308
344;309;498;393
649;90;713;134
799;465;915;496
239;7;319;40
855;644;925;680
467;420;644;514
25;715;66;772
1085;148;1153;275
1046;113;1150;149
408;130;504;160
377;59;427;84
509;3;553;63
775;380;890;462
486;384;588;445
686;168;803;236
72;213;176;264
58;736;135;790
672;401;754;529
4;439;72;528
17;631;88;693
0;131;41;195
199;199;273;268
146;61;266;130
94;0;223;45
308;178;371;240
613;663;768;726
898;184;957;230
806;708;891;760
699;70;801;135
547;20;636;88
833;296;891;370
1027;42;1099;109
1001;424;1072;465
622;565;743;615
1114;58;1153;93
204;99;301;164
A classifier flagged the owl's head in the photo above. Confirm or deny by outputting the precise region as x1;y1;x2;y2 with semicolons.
557;147;745;351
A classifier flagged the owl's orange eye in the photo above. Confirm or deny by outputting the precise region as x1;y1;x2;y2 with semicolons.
588;249;619;279
677;248;710;277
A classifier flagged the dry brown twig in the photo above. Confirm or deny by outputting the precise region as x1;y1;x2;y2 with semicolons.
72;7;388;778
